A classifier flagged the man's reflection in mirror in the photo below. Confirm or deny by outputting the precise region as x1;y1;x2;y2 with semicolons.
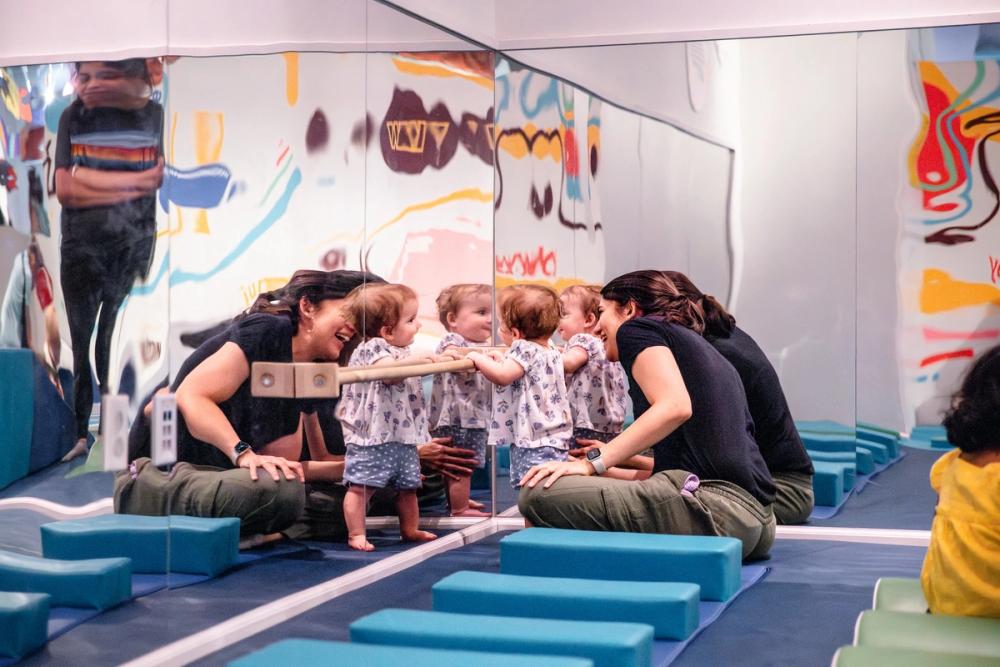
54;59;164;461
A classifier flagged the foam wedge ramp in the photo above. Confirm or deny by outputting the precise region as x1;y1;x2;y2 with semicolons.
351;609;652;667
500;528;741;601
811;460;846;507
872;578;928;613
229;639;595;667
833;646;1000;667
0;550;130;610
432;570;700;640
854;610;1000;660
796;420;855;435
0;592;49;660
41;515;239;576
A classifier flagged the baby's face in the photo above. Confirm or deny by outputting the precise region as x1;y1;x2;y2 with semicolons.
448;292;493;343
557;295;590;341
75;62;148;109
384;298;421;347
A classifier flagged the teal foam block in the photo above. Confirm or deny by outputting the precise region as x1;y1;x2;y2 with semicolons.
500;528;742;601
351;609;652;667
433;570;699;640
0;550;131;610
855;439;889;464
809;449;873;476
41;515;239;576
930;436;953;450
0;592;49;660
854;448;875;474
812;461;846;507
856;427;899;456
799;432;856;454
497;444;510;470
796;420;855;435
0;349;34;490
229;639;595;667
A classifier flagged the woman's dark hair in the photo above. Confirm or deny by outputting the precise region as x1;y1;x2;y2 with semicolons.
661;271;735;338
601;270;706;334
246;269;384;331
942;344;1000;454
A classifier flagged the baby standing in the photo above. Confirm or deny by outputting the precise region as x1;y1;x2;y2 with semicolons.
467;285;572;487
429;284;493;516
558;284;629;443
336;283;439;551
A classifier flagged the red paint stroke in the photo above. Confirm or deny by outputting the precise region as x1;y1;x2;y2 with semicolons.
917;81;976;212
919;348;975;367
276;145;290;166
495;246;557;277
923;327;1000;342
563;128;579;178
991;255;1000;284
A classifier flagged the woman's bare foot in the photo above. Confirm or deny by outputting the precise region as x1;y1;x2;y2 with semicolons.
348;535;375;551
468;499;485;510
401;530;437;542
450;507;491;517
60;438;89;463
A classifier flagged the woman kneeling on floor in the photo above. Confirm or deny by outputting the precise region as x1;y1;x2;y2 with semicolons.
519;270;776;560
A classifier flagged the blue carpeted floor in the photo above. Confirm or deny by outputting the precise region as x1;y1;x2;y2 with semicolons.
16;528;452;666
195;535;926;667
810;447;939;529
0;458;113;505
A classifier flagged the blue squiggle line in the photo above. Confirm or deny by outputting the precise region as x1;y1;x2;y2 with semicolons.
130;167;302;297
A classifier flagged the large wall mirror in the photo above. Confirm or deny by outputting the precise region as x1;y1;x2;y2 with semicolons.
2;0;998;659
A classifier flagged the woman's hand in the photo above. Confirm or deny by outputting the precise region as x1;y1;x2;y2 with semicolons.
238;451;304;482
520;459;593;489
418;437;477;481
568;438;603;459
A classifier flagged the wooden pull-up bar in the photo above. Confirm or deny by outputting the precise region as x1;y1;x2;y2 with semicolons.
250;358;477;399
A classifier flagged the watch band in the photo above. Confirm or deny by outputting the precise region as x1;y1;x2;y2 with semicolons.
231;440;252;465
587;449;608;475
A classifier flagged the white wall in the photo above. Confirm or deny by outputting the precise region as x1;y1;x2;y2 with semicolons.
856;30;915;431
735;34;858;424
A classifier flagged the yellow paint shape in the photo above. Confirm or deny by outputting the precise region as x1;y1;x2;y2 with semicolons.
497;123;564;162
920;268;1000;313
193;111;224;164
283;53;299;106
313;187;494;250
494;275;586;292
392;58;494;91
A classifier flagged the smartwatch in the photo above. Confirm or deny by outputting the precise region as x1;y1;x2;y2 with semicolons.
586;448;607;475
231;440;253;465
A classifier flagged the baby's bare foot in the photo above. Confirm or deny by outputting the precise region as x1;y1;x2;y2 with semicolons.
402;530;437;543
451;508;491;517
348;535;375;551
468;499;485;510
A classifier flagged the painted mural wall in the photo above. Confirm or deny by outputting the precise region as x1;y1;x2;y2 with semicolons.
1;51;496;412
899;26;1000;426
493;58;734;297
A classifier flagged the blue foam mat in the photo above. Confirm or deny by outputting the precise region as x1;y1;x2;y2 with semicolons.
651;565;768;665
0;541;311;665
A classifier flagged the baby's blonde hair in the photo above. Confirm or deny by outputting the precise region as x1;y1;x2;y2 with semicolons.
346;283;417;338
560;284;602;321
435;283;492;329
498;285;560;339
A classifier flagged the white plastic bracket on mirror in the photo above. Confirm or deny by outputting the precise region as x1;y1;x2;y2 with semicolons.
101;394;130;472
151;393;177;467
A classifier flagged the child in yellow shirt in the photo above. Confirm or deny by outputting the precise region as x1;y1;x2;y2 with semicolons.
920;345;1000;618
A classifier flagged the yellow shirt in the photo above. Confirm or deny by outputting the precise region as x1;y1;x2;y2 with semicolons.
921;449;1000;618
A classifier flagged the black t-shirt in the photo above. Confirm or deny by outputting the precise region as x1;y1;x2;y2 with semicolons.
55;98;163;248
170;313;321;468
616;317;776;505
707;327;814;476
